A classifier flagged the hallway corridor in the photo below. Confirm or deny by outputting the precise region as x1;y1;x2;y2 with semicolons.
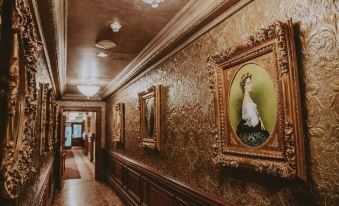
53;149;123;206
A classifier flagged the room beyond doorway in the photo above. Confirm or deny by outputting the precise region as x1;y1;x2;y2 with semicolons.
59;107;103;184
62;111;97;180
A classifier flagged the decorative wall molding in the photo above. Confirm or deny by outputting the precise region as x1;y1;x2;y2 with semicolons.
104;152;229;206
103;0;252;98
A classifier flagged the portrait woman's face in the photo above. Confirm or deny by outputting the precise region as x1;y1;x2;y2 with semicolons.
244;77;252;93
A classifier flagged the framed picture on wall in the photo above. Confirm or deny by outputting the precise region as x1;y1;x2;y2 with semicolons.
112;103;125;144
208;20;306;180
138;85;161;151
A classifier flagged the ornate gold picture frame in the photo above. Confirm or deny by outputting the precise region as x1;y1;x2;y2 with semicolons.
36;83;48;155
208;20;306;180
138;85;161;151
0;0;44;198
112;103;125;144
45;88;56;152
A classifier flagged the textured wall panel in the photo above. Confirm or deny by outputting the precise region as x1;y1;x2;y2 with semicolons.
106;0;339;205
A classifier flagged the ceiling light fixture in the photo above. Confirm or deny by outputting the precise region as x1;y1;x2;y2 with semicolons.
110;21;122;32
77;84;100;98
95;40;116;49
142;0;164;8
97;52;108;57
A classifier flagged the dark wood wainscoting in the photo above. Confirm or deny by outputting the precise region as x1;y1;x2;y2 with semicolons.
32;157;55;206
104;152;229;206
71;137;84;147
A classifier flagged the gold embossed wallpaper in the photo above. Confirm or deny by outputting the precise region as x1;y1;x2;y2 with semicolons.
105;0;339;205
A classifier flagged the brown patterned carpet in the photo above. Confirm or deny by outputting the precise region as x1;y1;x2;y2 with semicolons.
63;150;81;180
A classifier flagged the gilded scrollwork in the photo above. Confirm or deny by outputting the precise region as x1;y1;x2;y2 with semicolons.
0;0;42;199
138;85;161;151
208;20;306;180
46;88;55;152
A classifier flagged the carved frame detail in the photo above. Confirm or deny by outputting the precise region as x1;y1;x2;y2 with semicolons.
138;85;161;151
112;103;125;145
45;88;56;152
208;20;306;180
37;83;48;155
0;0;44;199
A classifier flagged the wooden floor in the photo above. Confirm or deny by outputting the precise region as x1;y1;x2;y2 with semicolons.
53;148;123;206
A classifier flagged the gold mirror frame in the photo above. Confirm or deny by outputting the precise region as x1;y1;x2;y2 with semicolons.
0;0;43;199
138;85;161;151
208;20;306;180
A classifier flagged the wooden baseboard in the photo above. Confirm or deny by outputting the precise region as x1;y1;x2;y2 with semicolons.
104;151;229;206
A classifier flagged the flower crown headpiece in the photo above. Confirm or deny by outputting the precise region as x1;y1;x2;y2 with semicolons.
240;72;252;91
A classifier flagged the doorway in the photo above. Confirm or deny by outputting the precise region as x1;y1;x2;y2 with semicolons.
58;107;103;185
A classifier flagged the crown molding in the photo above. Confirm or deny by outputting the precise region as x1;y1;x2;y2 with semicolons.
48;0;67;97
102;0;251;98
55;0;67;96
31;0;67;98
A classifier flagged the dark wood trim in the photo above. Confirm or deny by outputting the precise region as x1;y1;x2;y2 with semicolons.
30;156;55;206
104;151;230;206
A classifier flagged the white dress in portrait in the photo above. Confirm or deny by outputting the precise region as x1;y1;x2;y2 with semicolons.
236;101;269;146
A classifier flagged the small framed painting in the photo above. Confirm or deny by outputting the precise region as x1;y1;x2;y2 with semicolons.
138;85;161;151
112;103;125;144
208;20;306;180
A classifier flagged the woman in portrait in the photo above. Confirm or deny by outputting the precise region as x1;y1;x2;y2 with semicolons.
145;98;155;138
236;72;269;146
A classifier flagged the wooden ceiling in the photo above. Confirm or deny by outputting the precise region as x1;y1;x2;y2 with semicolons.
66;0;190;97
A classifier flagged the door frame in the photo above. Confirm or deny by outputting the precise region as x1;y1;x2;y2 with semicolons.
59;106;103;181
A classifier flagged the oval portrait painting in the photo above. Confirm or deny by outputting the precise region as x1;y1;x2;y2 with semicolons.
145;98;155;138
229;63;277;147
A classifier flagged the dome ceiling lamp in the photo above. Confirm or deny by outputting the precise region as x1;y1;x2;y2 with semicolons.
95;40;116;50
142;0;164;8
